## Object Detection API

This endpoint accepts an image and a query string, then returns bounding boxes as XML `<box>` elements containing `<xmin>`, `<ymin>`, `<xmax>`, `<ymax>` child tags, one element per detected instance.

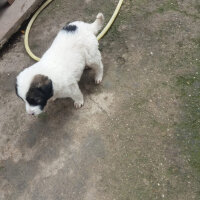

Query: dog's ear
<box><xmin>15</xmin><ymin>81</ymin><xmax>23</xmax><ymax>101</ymax></box>
<box><xmin>15</xmin><ymin>82</ymin><xmax>19</xmax><ymax>97</ymax></box>
<box><xmin>30</xmin><ymin>75</ymin><xmax>53</xmax><ymax>100</ymax></box>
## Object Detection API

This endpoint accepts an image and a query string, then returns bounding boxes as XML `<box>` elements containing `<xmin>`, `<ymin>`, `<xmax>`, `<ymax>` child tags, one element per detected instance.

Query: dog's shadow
<box><xmin>20</xmin><ymin>68</ymin><xmax>101</xmax><ymax>149</ymax></box>
<box><xmin>79</xmin><ymin>68</ymin><xmax>101</xmax><ymax>95</ymax></box>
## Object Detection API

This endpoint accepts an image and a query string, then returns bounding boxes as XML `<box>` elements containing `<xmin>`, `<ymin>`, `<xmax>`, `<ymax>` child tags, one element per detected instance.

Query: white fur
<box><xmin>16</xmin><ymin>13</ymin><xmax>104</xmax><ymax>115</ymax></box>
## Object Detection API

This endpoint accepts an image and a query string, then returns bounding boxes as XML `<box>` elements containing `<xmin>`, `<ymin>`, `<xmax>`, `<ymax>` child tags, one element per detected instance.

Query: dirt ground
<box><xmin>0</xmin><ymin>0</ymin><xmax>200</xmax><ymax>199</ymax></box>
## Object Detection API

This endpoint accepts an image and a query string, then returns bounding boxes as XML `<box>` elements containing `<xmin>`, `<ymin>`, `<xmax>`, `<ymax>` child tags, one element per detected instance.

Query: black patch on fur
<box><xmin>63</xmin><ymin>24</ymin><xmax>77</xmax><ymax>32</ymax></box>
<box><xmin>26</xmin><ymin>75</ymin><xmax>53</xmax><ymax>110</ymax></box>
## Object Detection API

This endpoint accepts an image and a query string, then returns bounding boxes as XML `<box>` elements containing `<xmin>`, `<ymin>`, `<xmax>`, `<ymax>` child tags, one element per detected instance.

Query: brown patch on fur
<box><xmin>30</xmin><ymin>75</ymin><xmax>51</xmax><ymax>89</ymax></box>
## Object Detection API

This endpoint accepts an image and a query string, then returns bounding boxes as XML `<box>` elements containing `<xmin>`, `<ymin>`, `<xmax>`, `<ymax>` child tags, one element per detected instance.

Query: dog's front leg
<box><xmin>69</xmin><ymin>83</ymin><xmax>84</xmax><ymax>109</ymax></box>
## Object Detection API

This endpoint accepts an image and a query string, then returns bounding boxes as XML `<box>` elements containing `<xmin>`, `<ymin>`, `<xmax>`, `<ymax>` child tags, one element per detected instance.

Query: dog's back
<box><xmin>39</xmin><ymin>13</ymin><xmax>104</xmax><ymax>81</ymax></box>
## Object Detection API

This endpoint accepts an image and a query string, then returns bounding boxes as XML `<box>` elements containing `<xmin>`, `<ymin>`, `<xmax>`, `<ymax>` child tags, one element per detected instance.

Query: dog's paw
<box><xmin>74</xmin><ymin>101</ymin><xmax>84</xmax><ymax>109</ymax></box>
<box><xmin>95</xmin><ymin>77</ymin><xmax>102</xmax><ymax>84</ymax></box>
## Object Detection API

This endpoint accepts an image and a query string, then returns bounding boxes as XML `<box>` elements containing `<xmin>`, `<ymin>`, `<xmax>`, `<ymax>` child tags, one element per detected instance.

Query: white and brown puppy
<box><xmin>16</xmin><ymin>13</ymin><xmax>104</xmax><ymax>116</ymax></box>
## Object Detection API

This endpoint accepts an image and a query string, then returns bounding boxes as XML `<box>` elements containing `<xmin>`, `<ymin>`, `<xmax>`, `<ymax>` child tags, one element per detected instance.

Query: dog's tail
<box><xmin>90</xmin><ymin>13</ymin><xmax>104</xmax><ymax>35</ymax></box>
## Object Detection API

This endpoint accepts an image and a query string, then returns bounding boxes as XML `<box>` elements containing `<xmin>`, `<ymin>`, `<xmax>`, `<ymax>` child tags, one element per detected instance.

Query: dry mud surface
<box><xmin>0</xmin><ymin>0</ymin><xmax>200</xmax><ymax>199</ymax></box>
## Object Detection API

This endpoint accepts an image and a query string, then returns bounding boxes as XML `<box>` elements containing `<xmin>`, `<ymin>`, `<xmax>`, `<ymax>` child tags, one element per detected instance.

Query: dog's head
<box><xmin>16</xmin><ymin>74</ymin><xmax>53</xmax><ymax>116</ymax></box>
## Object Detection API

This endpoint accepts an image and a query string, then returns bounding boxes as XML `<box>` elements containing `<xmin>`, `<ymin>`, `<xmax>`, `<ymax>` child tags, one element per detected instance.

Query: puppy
<box><xmin>15</xmin><ymin>13</ymin><xmax>104</xmax><ymax>116</ymax></box>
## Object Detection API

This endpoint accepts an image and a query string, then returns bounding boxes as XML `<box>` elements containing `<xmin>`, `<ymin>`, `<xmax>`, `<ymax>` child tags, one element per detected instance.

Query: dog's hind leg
<box><xmin>93</xmin><ymin>59</ymin><xmax>103</xmax><ymax>84</ymax></box>
<box><xmin>86</xmin><ymin>49</ymin><xmax>104</xmax><ymax>84</ymax></box>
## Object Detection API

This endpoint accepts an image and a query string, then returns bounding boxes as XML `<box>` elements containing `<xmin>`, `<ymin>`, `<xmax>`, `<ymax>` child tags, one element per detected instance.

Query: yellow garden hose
<box><xmin>24</xmin><ymin>0</ymin><xmax>124</xmax><ymax>62</ymax></box>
